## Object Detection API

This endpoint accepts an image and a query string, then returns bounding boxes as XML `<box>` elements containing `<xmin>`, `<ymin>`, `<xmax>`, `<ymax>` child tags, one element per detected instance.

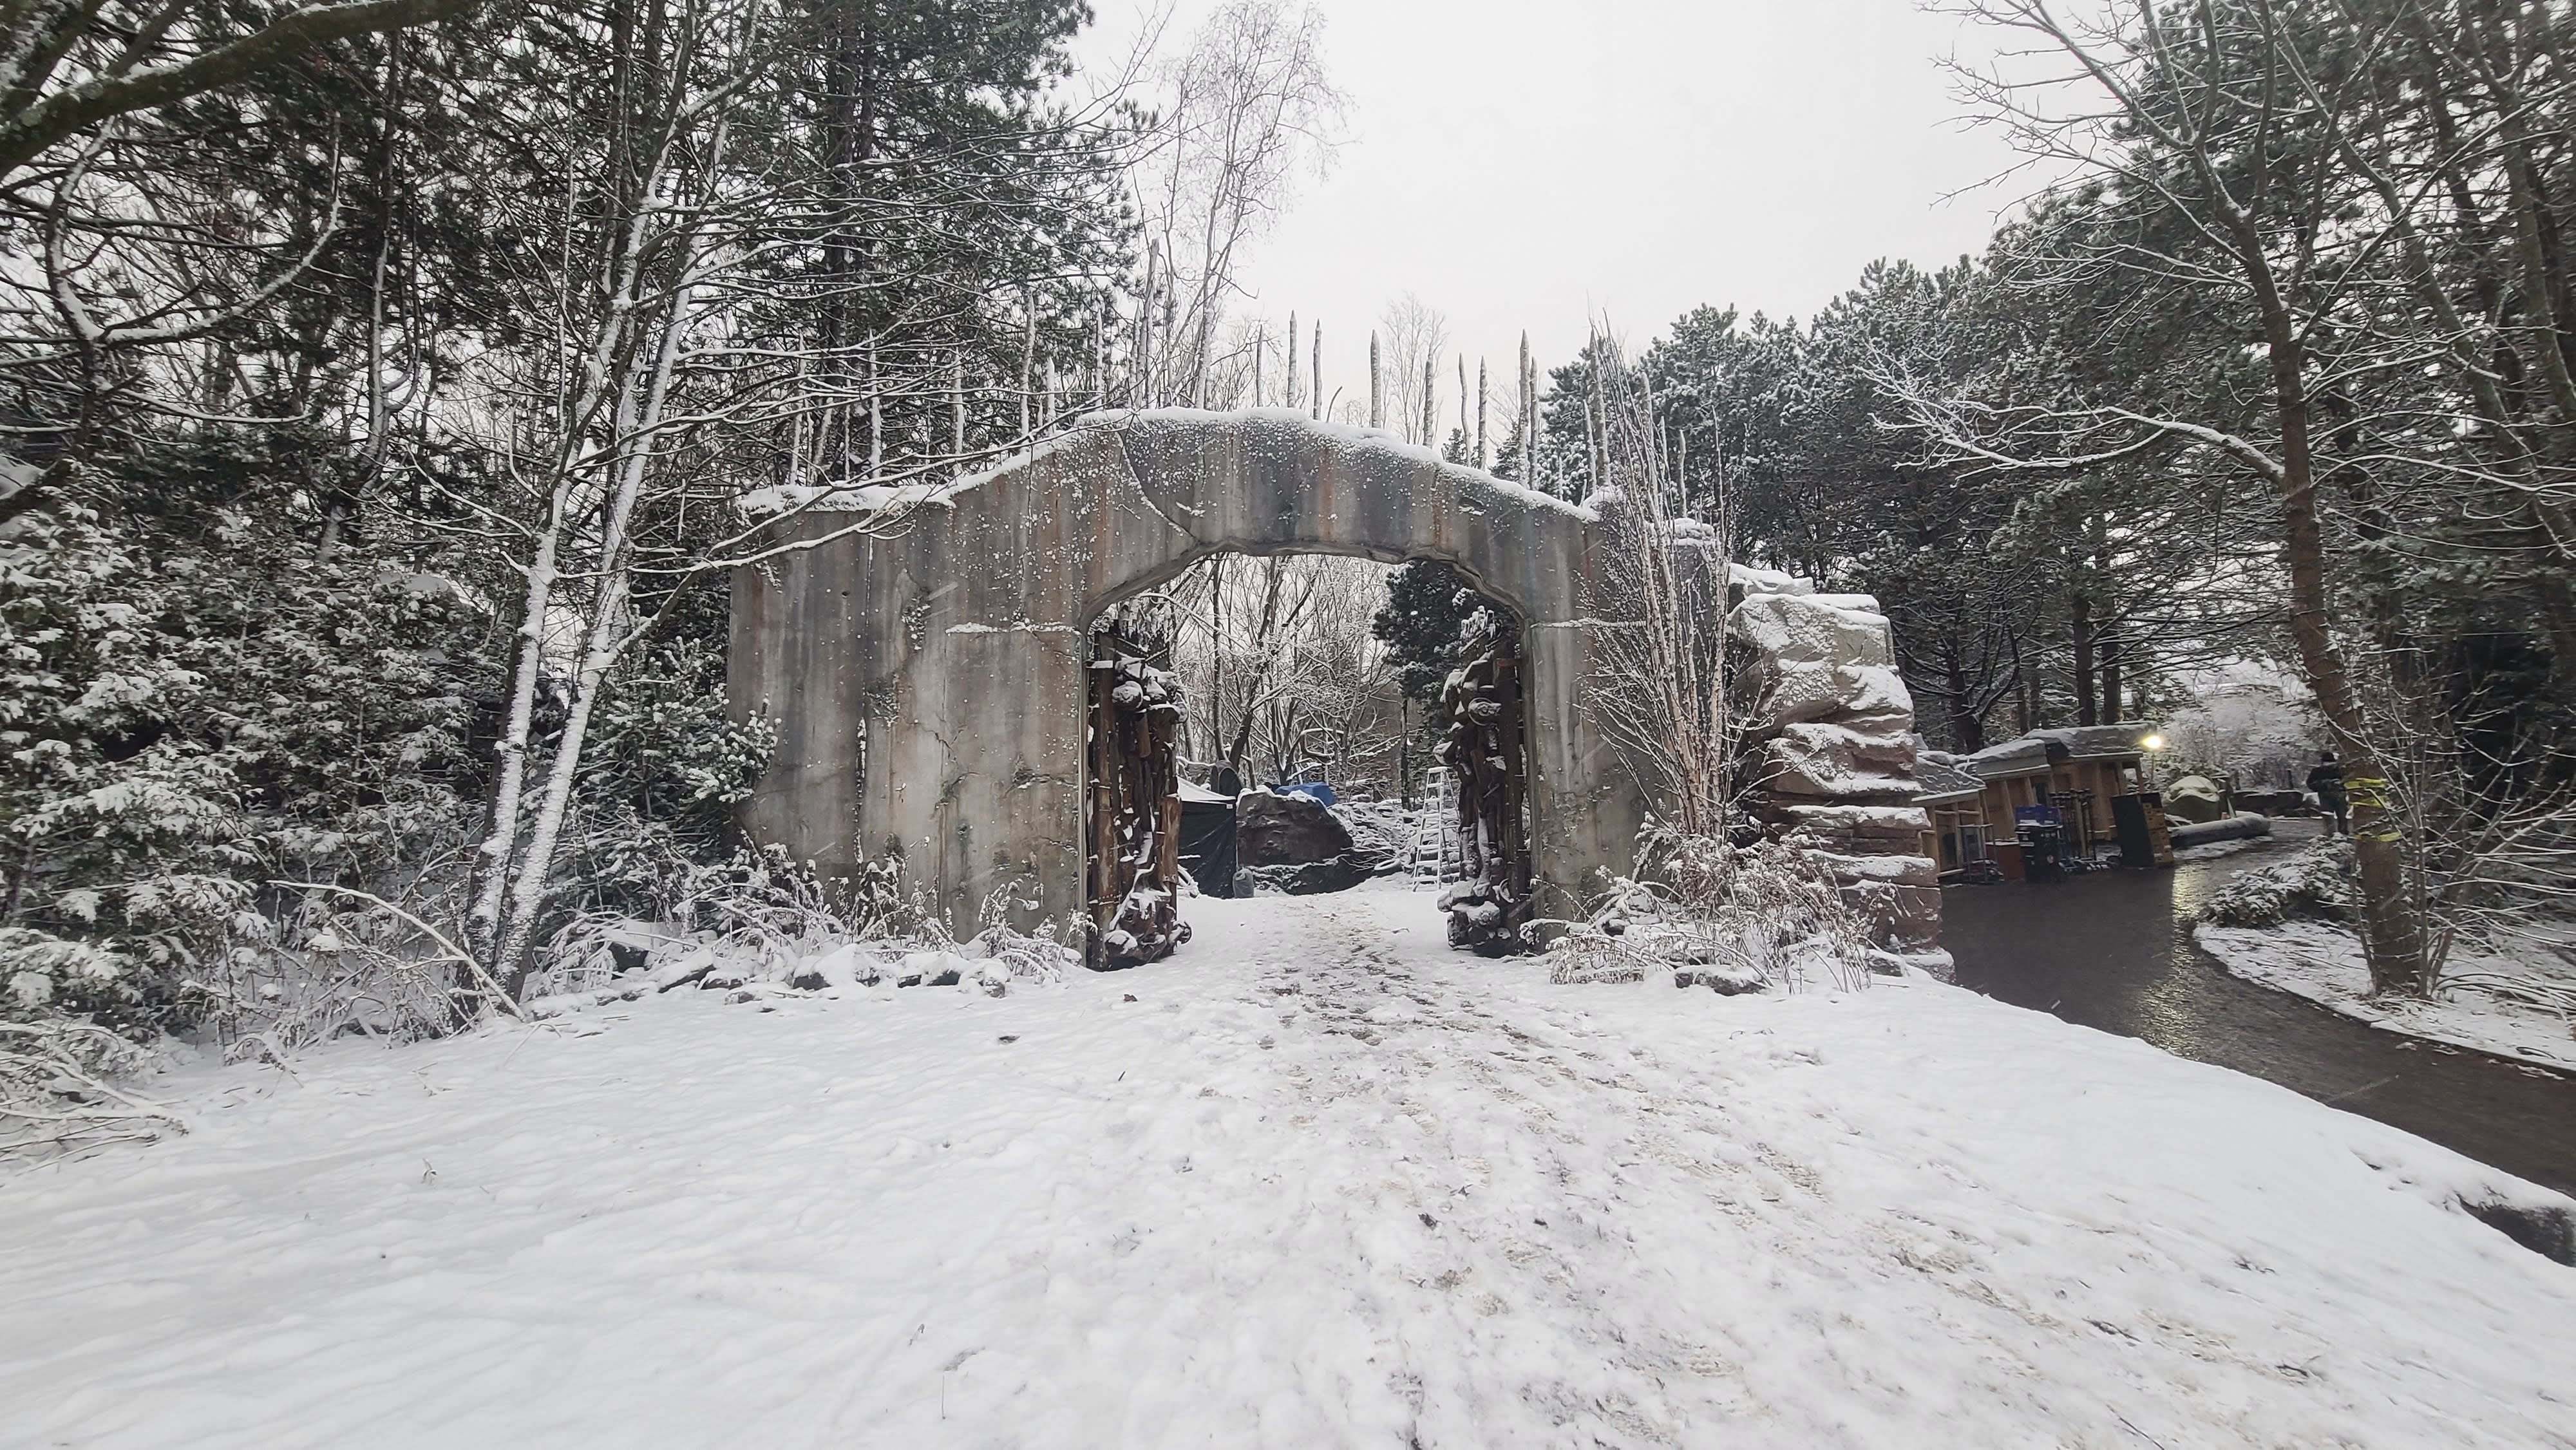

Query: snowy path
<box><xmin>3</xmin><ymin>891</ymin><xmax>2573</xmax><ymax>1449</ymax></box>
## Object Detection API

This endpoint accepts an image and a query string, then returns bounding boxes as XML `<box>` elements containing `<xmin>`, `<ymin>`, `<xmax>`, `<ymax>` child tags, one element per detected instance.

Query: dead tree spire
<box><xmin>867</xmin><ymin>332</ymin><xmax>883</xmax><ymax>478</ymax></box>
<box><xmin>1457</xmin><ymin>355</ymin><xmax>1469</xmax><ymax>452</ymax></box>
<box><xmin>1519</xmin><ymin>332</ymin><xmax>1537</xmax><ymax>490</ymax></box>
<box><xmin>1019</xmin><ymin>292</ymin><xmax>1036</xmax><ymax>439</ymax></box>
<box><xmin>951</xmin><ymin>351</ymin><xmax>967</xmax><ymax>469</ymax></box>
<box><xmin>1369</xmin><ymin>332</ymin><xmax>1382</xmax><ymax>429</ymax></box>
<box><xmin>1476</xmin><ymin>357</ymin><xmax>1488</xmax><ymax>469</ymax></box>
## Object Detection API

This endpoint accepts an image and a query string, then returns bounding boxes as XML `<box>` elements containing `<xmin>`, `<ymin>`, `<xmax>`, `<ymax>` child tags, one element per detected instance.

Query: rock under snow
<box><xmin>1729</xmin><ymin>591</ymin><xmax>1893</xmax><ymax>670</ymax></box>
<box><xmin>1761</xmin><ymin>660</ymin><xmax>1915</xmax><ymax>728</ymax></box>
<box><xmin>1766</xmin><ymin>803</ymin><xmax>1934</xmax><ymax>853</ymax></box>
<box><xmin>1760</xmin><ymin>720</ymin><xmax>1918</xmax><ymax>802</ymax></box>
<box><xmin>1235</xmin><ymin>788</ymin><xmax>1356</xmax><ymax>867</ymax></box>
<box><xmin>2163</xmin><ymin>773</ymin><xmax>2228</xmax><ymax>824</ymax></box>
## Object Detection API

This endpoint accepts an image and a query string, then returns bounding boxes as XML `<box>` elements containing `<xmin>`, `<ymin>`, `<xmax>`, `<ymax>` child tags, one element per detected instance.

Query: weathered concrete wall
<box><xmin>728</xmin><ymin>408</ymin><xmax>1941</xmax><ymax>962</ymax></box>
<box><xmin>729</xmin><ymin>409</ymin><xmax>1645</xmax><ymax>933</ymax></box>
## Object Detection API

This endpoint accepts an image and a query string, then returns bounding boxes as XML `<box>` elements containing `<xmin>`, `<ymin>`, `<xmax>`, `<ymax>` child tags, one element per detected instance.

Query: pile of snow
<box><xmin>2168</xmin><ymin>810</ymin><xmax>2272</xmax><ymax>852</ymax></box>
<box><xmin>1325</xmin><ymin>795</ymin><xmax>1414</xmax><ymax>874</ymax></box>
<box><xmin>5</xmin><ymin>892</ymin><xmax>2572</xmax><ymax>1447</ymax></box>
<box><xmin>1557</xmin><ymin>842</ymin><xmax>1883</xmax><ymax>993</ymax></box>
<box><xmin>2198</xmin><ymin>838</ymin><xmax>2355</xmax><ymax>927</ymax></box>
<box><xmin>2174</xmin><ymin>835</ymin><xmax>2265</xmax><ymax>862</ymax></box>
<box><xmin>2193</xmin><ymin>840</ymin><xmax>2576</xmax><ymax>1069</ymax></box>
<box><xmin>2197</xmin><ymin>921</ymin><xmax>2576</xmax><ymax>1073</ymax></box>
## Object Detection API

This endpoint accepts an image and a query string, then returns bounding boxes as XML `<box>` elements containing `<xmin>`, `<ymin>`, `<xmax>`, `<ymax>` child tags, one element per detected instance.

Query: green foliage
<box><xmin>1</xmin><ymin>438</ymin><xmax>498</xmax><ymax>1039</ymax></box>
<box><xmin>570</xmin><ymin>630</ymin><xmax>780</xmax><ymax>923</ymax></box>
<box><xmin>0</xmin><ymin>0</ymin><xmax>1145</xmax><ymax>1068</ymax></box>
<box><xmin>1370</xmin><ymin>558</ymin><xmax>1494</xmax><ymax>710</ymax></box>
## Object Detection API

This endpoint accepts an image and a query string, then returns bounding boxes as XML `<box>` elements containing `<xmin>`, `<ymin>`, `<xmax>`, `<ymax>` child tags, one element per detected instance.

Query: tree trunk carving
<box><xmin>1088</xmin><ymin>621</ymin><xmax>1188</xmax><ymax>970</ymax></box>
<box><xmin>1438</xmin><ymin>639</ymin><xmax>1530</xmax><ymax>956</ymax></box>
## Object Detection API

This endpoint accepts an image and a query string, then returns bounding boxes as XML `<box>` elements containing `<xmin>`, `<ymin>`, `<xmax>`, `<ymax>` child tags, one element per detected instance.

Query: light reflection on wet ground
<box><xmin>1945</xmin><ymin>824</ymin><xmax>2576</xmax><ymax>1196</ymax></box>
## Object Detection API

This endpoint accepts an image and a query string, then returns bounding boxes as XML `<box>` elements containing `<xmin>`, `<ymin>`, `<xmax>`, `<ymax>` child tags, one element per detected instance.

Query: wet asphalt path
<box><xmin>1944</xmin><ymin>826</ymin><xmax>2576</xmax><ymax>1198</ymax></box>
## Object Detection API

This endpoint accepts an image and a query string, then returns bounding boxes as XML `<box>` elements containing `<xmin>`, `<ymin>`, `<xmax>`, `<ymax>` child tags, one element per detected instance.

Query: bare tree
<box><xmin>1580</xmin><ymin>339</ymin><xmax>1741</xmax><ymax>843</ymax></box>
<box><xmin>462</xmin><ymin>0</ymin><xmax>776</xmax><ymax>993</ymax></box>
<box><xmin>1917</xmin><ymin>0</ymin><xmax>2576</xmax><ymax>993</ymax></box>
<box><xmin>1378</xmin><ymin>292</ymin><xmax>1447</xmax><ymax>444</ymax></box>
<box><xmin>1130</xmin><ymin>0</ymin><xmax>1342</xmax><ymax>406</ymax></box>
<box><xmin>1159</xmin><ymin>551</ymin><xmax>1404</xmax><ymax>790</ymax></box>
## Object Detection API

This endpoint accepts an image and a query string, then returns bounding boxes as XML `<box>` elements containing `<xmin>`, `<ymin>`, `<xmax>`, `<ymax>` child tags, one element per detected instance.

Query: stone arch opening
<box><xmin>1079</xmin><ymin>538</ymin><xmax>1539</xmax><ymax>635</ymax></box>
<box><xmin>728</xmin><ymin>409</ymin><xmax>1642</xmax><ymax>945</ymax></box>
<box><xmin>1075</xmin><ymin>545</ymin><xmax>1536</xmax><ymax>965</ymax></box>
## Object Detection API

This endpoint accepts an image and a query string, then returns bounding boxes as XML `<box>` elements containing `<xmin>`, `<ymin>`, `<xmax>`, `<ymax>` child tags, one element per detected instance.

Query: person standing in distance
<box><xmin>2307</xmin><ymin>751</ymin><xmax>2349</xmax><ymax>837</ymax></box>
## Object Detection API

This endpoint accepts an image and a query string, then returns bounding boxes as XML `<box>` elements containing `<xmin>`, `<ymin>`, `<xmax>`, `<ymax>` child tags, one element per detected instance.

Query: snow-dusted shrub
<box><xmin>1541</xmin><ymin>920</ymin><xmax>1654</xmax><ymax>985</ymax></box>
<box><xmin>204</xmin><ymin>884</ymin><xmax>482</xmax><ymax>1059</ymax></box>
<box><xmin>532</xmin><ymin>843</ymin><xmax>850</xmax><ymax>997</ymax></box>
<box><xmin>3</xmin><ymin>454</ymin><xmax>504</xmax><ymax>1145</ymax></box>
<box><xmin>527</xmin><ymin>848</ymin><xmax>1077</xmax><ymax>1008</ymax></box>
<box><xmin>1546</xmin><ymin>835</ymin><xmax>1877</xmax><ymax>993</ymax></box>
<box><xmin>2198</xmin><ymin>840</ymin><xmax>2356</xmax><ymax>928</ymax></box>
<box><xmin>570</xmin><ymin>635</ymin><xmax>781</xmax><ymax>910</ymax></box>
<box><xmin>0</xmin><ymin>1019</ymin><xmax>183</xmax><ymax>1160</ymax></box>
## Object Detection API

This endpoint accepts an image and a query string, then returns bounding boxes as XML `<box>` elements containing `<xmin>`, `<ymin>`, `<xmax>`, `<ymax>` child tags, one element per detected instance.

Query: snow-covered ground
<box><xmin>5</xmin><ymin>890</ymin><xmax>2573</xmax><ymax>1449</ymax></box>
<box><xmin>2197</xmin><ymin>919</ymin><xmax>2576</xmax><ymax>1074</ymax></box>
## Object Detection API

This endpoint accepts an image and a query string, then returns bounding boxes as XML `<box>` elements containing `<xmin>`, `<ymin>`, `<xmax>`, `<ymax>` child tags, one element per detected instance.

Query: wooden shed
<box><xmin>1931</xmin><ymin>724</ymin><xmax>2159</xmax><ymax>871</ymax></box>
<box><xmin>1913</xmin><ymin>753</ymin><xmax>1991</xmax><ymax>874</ymax></box>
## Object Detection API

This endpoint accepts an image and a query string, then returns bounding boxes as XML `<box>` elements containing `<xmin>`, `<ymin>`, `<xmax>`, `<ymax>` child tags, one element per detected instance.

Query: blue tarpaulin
<box><xmin>1273</xmin><ymin>780</ymin><xmax>1336</xmax><ymax>807</ymax></box>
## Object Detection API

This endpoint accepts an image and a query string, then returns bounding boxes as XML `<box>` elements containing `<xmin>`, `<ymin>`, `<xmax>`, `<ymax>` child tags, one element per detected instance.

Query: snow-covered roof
<box><xmin>1961</xmin><ymin>737</ymin><xmax>2052</xmax><ymax>778</ymax></box>
<box><xmin>1958</xmin><ymin>724</ymin><xmax>2154</xmax><ymax>782</ymax></box>
<box><xmin>2025</xmin><ymin>724</ymin><xmax>2156</xmax><ymax>762</ymax></box>
<box><xmin>1913</xmin><ymin>753</ymin><xmax>1985</xmax><ymax>805</ymax></box>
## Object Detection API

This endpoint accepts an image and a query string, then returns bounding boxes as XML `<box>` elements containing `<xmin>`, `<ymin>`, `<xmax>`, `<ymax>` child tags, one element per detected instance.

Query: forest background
<box><xmin>4</xmin><ymin>0</ymin><xmax>2570</xmax><ymax>1097</ymax></box>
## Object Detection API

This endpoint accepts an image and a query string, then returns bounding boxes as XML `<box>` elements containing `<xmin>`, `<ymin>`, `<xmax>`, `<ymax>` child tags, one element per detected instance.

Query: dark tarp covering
<box><xmin>1179</xmin><ymin>790</ymin><xmax>1237</xmax><ymax>898</ymax></box>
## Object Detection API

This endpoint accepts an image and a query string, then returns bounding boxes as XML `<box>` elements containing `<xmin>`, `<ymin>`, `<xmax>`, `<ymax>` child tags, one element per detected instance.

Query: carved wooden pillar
<box><xmin>1439</xmin><ymin>637</ymin><xmax>1531</xmax><ymax>956</ymax></box>
<box><xmin>1087</xmin><ymin>621</ymin><xmax>1188</xmax><ymax>968</ymax></box>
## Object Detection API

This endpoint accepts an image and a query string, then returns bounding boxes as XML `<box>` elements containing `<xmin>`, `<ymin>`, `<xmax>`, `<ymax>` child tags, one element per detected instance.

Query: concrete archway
<box><xmin>728</xmin><ymin>408</ymin><xmax>1643</xmax><ymax>934</ymax></box>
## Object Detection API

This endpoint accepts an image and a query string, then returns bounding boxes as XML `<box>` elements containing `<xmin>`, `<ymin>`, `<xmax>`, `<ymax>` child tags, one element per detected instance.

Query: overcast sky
<box><xmin>1079</xmin><ymin>0</ymin><xmax>2041</xmax><ymax>397</ymax></box>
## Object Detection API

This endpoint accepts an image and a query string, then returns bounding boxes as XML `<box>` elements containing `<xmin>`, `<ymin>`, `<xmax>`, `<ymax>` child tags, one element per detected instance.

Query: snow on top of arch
<box><xmin>739</xmin><ymin>408</ymin><xmax>1602</xmax><ymax>523</ymax></box>
<box><xmin>1118</xmin><ymin>407</ymin><xmax>1601</xmax><ymax>525</ymax></box>
<box><xmin>734</xmin><ymin>423</ymin><xmax>1109</xmax><ymax>518</ymax></box>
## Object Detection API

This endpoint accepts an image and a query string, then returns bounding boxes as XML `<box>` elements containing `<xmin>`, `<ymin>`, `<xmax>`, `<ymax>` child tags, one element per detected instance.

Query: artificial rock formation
<box><xmin>1084</xmin><ymin>626</ymin><xmax>1186</xmax><ymax>968</ymax></box>
<box><xmin>1439</xmin><ymin>641</ymin><xmax>1531</xmax><ymax>956</ymax></box>
<box><xmin>1234</xmin><ymin>786</ymin><xmax>1355</xmax><ymax>866</ymax></box>
<box><xmin>1729</xmin><ymin>569</ymin><xmax>1943</xmax><ymax>966</ymax></box>
<box><xmin>1232</xmin><ymin>788</ymin><xmax>1375</xmax><ymax>896</ymax></box>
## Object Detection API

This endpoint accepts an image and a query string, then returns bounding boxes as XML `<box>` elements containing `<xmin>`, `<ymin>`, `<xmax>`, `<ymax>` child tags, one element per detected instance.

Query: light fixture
<box><xmin>2141</xmin><ymin>733</ymin><xmax>2165</xmax><ymax>751</ymax></box>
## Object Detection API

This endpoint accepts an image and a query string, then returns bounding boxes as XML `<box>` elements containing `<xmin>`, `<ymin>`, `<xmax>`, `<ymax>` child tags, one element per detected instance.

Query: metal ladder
<box><xmin>1410</xmin><ymin>767</ymin><xmax>1461</xmax><ymax>888</ymax></box>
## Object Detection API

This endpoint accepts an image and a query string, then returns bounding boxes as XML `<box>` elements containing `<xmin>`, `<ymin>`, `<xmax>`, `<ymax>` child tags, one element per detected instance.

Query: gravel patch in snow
<box><xmin>2196</xmin><ymin>919</ymin><xmax>2576</xmax><ymax>1073</ymax></box>
<box><xmin>4</xmin><ymin>894</ymin><xmax>2573</xmax><ymax>1449</ymax></box>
